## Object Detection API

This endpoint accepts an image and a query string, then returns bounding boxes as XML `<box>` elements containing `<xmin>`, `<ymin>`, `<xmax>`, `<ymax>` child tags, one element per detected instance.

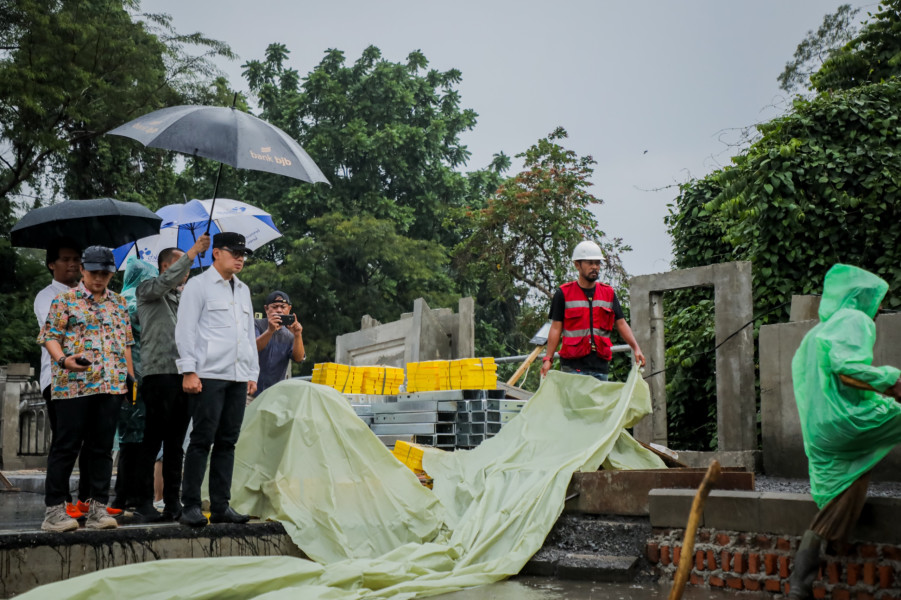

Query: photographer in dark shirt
<box><xmin>253</xmin><ymin>291</ymin><xmax>305</xmax><ymax>398</ymax></box>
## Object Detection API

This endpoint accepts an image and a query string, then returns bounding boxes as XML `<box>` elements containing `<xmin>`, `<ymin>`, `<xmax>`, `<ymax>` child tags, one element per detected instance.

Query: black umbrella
<box><xmin>10</xmin><ymin>198</ymin><xmax>163</xmax><ymax>250</ymax></box>
<box><xmin>108</xmin><ymin>104</ymin><xmax>330</xmax><ymax>239</ymax></box>
<box><xmin>108</xmin><ymin>105</ymin><xmax>329</xmax><ymax>185</ymax></box>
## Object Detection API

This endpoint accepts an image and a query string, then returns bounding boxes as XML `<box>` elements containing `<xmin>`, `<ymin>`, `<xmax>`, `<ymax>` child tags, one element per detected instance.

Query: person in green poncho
<box><xmin>788</xmin><ymin>264</ymin><xmax>901</xmax><ymax>599</ymax></box>
<box><xmin>111</xmin><ymin>256</ymin><xmax>160</xmax><ymax>521</ymax></box>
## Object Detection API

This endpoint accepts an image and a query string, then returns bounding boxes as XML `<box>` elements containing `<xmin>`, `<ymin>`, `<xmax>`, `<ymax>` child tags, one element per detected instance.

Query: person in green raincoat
<box><xmin>111</xmin><ymin>256</ymin><xmax>160</xmax><ymax>521</ymax></box>
<box><xmin>788</xmin><ymin>264</ymin><xmax>901</xmax><ymax>599</ymax></box>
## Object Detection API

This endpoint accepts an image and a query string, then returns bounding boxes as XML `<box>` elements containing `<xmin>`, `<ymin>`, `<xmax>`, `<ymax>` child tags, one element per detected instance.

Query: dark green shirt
<box><xmin>135</xmin><ymin>253</ymin><xmax>193</xmax><ymax>376</ymax></box>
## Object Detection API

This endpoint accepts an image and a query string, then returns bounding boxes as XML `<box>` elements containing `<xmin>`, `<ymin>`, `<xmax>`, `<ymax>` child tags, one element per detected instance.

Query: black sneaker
<box><xmin>160</xmin><ymin>502</ymin><xmax>183</xmax><ymax>522</ymax></box>
<box><xmin>179</xmin><ymin>505</ymin><xmax>208</xmax><ymax>527</ymax></box>
<box><xmin>133</xmin><ymin>503</ymin><xmax>161</xmax><ymax>523</ymax></box>
<box><xmin>209</xmin><ymin>506</ymin><xmax>250</xmax><ymax>524</ymax></box>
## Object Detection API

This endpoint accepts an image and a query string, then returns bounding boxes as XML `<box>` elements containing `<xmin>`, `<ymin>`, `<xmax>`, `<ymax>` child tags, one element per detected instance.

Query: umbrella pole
<box><xmin>205</xmin><ymin>163</ymin><xmax>224</xmax><ymax>237</ymax></box>
<box><xmin>203</xmin><ymin>94</ymin><xmax>236</xmax><ymax>238</ymax></box>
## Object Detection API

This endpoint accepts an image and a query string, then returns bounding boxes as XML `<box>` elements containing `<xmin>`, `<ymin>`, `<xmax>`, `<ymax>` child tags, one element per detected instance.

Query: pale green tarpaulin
<box><xmin>20</xmin><ymin>366</ymin><xmax>662</xmax><ymax>599</ymax></box>
<box><xmin>792</xmin><ymin>264</ymin><xmax>901</xmax><ymax>508</ymax></box>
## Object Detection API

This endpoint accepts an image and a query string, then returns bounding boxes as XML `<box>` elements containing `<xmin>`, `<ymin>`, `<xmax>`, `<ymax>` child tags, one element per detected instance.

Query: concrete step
<box><xmin>525</xmin><ymin>514</ymin><xmax>653</xmax><ymax>582</ymax></box>
<box><xmin>523</xmin><ymin>552</ymin><xmax>639</xmax><ymax>582</ymax></box>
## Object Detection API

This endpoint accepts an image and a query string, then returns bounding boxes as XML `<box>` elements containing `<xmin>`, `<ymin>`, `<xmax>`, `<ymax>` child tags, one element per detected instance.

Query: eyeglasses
<box><xmin>220</xmin><ymin>247</ymin><xmax>248</xmax><ymax>258</ymax></box>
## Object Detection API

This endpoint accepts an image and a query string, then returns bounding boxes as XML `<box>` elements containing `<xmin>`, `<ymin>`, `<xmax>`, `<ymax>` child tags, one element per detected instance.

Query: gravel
<box><xmin>754</xmin><ymin>475</ymin><xmax>901</xmax><ymax>497</ymax></box>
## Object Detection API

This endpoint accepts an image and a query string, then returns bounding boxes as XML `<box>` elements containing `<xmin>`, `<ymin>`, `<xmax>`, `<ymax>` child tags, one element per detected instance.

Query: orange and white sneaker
<box><xmin>77</xmin><ymin>499</ymin><xmax>121</xmax><ymax>516</ymax></box>
<box><xmin>65</xmin><ymin>502</ymin><xmax>84</xmax><ymax>519</ymax></box>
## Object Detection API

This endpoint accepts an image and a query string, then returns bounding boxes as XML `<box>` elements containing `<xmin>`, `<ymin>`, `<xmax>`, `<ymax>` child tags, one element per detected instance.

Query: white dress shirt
<box><xmin>34</xmin><ymin>280</ymin><xmax>74</xmax><ymax>391</ymax></box>
<box><xmin>175</xmin><ymin>266</ymin><xmax>259</xmax><ymax>382</ymax></box>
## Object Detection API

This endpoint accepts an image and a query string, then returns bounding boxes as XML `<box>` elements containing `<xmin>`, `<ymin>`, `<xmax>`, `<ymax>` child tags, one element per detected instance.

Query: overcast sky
<box><xmin>141</xmin><ymin>0</ymin><xmax>874</xmax><ymax>276</ymax></box>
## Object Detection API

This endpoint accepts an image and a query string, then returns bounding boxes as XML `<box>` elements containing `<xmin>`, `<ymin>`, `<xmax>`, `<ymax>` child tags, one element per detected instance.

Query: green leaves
<box><xmin>455</xmin><ymin>128</ymin><xmax>629</xmax><ymax>303</ymax></box>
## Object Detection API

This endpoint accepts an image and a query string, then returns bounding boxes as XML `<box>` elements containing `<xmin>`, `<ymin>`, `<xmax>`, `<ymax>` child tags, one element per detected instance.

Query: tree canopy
<box><xmin>0</xmin><ymin>0</ymin><xmax>231</xmax><ymax>367</ymax></box>
<box><xmin>232</xmin><ymin>44</ymin><xmax>509</xmax><ymax>365</ymax></box>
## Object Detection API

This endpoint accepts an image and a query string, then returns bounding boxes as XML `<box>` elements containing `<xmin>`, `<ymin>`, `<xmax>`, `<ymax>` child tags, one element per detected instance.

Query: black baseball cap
<box><xmin>213</xmin><ymin>232</ymin><xmax>253</xmax><ymax>256</ymax></box>
<box><xmin>81</xmin><ymin>246</ymin><xmax>116</xmax><ymax>273</ymax></box>
<box><xmin>265</xmin><ymin>291</ymin><xmax>291</xmax><ymax>305</ymax></box>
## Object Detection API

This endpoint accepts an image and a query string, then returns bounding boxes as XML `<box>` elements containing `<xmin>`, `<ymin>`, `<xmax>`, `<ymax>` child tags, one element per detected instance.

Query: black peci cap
<box><xmin>212</xmin><ymin>232</ymin><xmax>253</xmax><ymax>256</ymax></box>
<box><xmin>81</xmin><ymin>246</ymin><xmax>116</xmax><ymax>273</ymax></box>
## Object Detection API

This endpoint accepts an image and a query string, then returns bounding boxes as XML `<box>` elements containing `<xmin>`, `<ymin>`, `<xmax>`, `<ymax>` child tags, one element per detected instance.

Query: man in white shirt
<box><xmin>175</xmin><ymin>232</ymin><xmax>259</xmax><ymax>527</ymax></box>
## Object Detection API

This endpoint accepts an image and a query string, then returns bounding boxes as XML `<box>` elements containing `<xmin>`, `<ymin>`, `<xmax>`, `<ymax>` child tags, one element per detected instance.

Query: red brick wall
<box><xmin>646</xmin><ymin>528</ymin><xmax>901</xmax><ymax>599</ymax></box>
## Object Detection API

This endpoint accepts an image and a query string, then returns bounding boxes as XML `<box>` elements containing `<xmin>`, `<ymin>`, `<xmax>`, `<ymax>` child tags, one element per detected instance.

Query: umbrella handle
<box><xmin>200</xmin><ymin>164</ymin><xmax>225</xmax><ymax>257</ymax></box>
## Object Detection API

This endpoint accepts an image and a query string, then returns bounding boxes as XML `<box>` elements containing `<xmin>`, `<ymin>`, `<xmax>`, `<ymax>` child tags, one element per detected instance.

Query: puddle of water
<box><xmin>434</xmin><ymin>577</ymin><xmax>771</xmax><ymax>600</ymax></box>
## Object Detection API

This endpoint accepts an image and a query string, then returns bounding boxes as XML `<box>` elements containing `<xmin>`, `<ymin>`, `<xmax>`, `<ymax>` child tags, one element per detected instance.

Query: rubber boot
<box><xmin>788</xmin><ymin>530</ymin><xmax>824</xmax><ymax>600</ymax></box>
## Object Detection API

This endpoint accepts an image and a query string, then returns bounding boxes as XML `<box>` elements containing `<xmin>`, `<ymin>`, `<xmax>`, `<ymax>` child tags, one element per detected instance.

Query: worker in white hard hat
<box><xmin>539</xmin><ymin>240</ymin><xmax>646</xmax><ymax>381</ymax></box>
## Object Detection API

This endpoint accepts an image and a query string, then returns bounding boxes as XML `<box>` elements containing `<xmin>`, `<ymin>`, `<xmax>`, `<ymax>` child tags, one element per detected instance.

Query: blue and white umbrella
<box><xmin>113</xmin><ymin>198</ymin><xmax>281</xmax><ymax>269</ymax></box>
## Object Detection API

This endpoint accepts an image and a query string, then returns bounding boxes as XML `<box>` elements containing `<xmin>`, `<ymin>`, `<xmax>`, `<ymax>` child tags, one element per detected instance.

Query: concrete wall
<box><xmin>760</xmin><ymin>311</ymin><xmax>901</xmax><ymax>480</ymax></box>
<box><xmin>0</xmin><ymin>522</ymin><xmax>305</xmax><ymax>598</ymax></box>
<box><xmin>335</xmin><ymin>297</ymin><xmax>475</xmax><ymax>367</ymax></box>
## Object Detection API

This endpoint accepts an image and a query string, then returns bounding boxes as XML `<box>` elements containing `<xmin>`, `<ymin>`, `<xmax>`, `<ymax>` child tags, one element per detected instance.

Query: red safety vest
<box><xmin>558</xmin><ymin>281</ymin><xmax>616</xmax><ymax>361</ymax></box>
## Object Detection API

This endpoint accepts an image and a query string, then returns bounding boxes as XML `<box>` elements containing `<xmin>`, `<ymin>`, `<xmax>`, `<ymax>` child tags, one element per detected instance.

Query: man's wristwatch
<box><xmin>542</xmin><ymin>356</ymin><xmax>553</xmax><ymax>363</ymax></box>
<box><xmin>57</xmin><ymin>356</ymin><xmax>68</xmax><ymax>369</ymax></box>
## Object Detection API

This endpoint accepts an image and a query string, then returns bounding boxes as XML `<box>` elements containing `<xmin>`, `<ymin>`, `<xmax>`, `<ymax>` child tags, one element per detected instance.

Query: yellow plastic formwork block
<box><xmin>392</xmin><ymin>440</ymin><xmax>426</xmax><ymax>472</ymax></box>
<box><xmin>391</xmin><ymin>440</ymin><xmax>437</xmax><ymax>488</ymax></box>
<box><xmin>313</xmin><ymin>363</ymin><xmax>405</xmax><ymax>395</ymax></box>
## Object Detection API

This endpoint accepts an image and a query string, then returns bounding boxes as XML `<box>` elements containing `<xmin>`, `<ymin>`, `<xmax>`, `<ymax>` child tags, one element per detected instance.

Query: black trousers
<box><xmin>44</xmin><ymin>393</ymin><xmax>123</xmax><ymax>506</ymax></box>
<box><xmin>43</xmin><ymin>386</ymin><xmax>90</xmax><ymax>502</ymax></box>
<box><xmin>181</xmin><ymin>379</ymin><xmax>246</xmax><ymax>512</ymax></box>
<box><xmin>139</xmin><ymin>374</ymin><xmax>192</xmax><ymax>507</ymax></box>
<box><xmin>113</xmin><ymin>442</ymin><xmax>143</xmax><ymax>507</ymax></box>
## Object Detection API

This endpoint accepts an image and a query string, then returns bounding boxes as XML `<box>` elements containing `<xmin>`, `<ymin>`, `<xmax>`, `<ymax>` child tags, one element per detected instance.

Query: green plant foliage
<box><xmin>456</xmin><ymin>127</ymin><xmax>630</xmax><ymax>302</ymax></box>
<box><xmin>228</xmin><ymin>44</ymin><xmax>508</xmax><ymax>369</ymax></box>
<box><xmin>665</xmin><ymin>80</ymin><xmax>901</xmax><ymax>449</ymax></box>
<box><xmin>778</xmin><ymin>3</ymin><xmax>861</xmax><ymax>94</ymax></box>
<box><xmin>813</xmin><ymin>0</ymin><xmax>901</xmax><ymax>92</ymax></box>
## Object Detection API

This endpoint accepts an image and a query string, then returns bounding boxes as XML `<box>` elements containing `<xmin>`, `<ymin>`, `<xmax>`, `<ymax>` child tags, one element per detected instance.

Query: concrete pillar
<box><xmin>713</xmin><ymin>262</ymin><xmax>756</xmax><ymax>451</ymax></box>
<box><xmin>456</xmin><ymin>297</ymin><xmax>475</xmax><ymax>359</ymax></box>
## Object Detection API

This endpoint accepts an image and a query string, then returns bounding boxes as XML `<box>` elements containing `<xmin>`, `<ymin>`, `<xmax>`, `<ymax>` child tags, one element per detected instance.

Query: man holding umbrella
<box><xmin>135</xmin><ymin>233</ymin><xmax>210</xmax><ymax>521</ymax></box>
<box><xmin>175</xmin><ymin>232</ymin><xmax>258</xmax><ymax>527</ymax></box>
<box><xmin>38</xmin><ymin>246</ymin><xmax>135</xmax><ymax>532</ymax></box>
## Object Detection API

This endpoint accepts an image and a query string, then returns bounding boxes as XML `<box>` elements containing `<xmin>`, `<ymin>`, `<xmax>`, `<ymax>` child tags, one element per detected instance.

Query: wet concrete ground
<box><xmin>434</xmin><ymin>577</ymin><xmax>769</xmax><ymax>599</ymax></box>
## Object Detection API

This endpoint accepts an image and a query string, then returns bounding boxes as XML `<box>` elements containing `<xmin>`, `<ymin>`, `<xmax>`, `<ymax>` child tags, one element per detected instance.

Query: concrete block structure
<box><xmin>0</xmin><ymin>364</ymin><xmax>44</xmax><ymax>471</ymax></box>
<box><xmin>335</xmin><ymin>297</ymin><xmax>475</xmax><ymax>367</ymax></box>
<box><xmin>629</xmin><ymin>262</ymin><xmax>757</xmax><ymax>464</ymax></box>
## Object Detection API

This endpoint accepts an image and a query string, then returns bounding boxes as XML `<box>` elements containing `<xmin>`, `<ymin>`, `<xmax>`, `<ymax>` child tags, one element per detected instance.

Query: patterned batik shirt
<box><xmin>38</xmin><ymin>283</ymin><xmax>134</xmax><ymax>400</ymax></box>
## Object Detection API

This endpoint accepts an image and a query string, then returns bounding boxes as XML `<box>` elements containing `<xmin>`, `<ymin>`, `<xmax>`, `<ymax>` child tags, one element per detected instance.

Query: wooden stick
<box><xmin>0</xmin><ymin>471</ymin><xmax>19</xmax><ymax>492</ymax></box>
<box><xmin>839</xmin><ymin>374</ymin><xmax>877</xmax><ymax>392</ymax></box>
<box><xmin>506</xmin><ymin>345</ymin><xmax>545</xmax><ymax>387</ymax></box>
<box><xmin>668</xmin><ymin>459</ymin><xmax>721</xmax><ymax>600</ymax></box>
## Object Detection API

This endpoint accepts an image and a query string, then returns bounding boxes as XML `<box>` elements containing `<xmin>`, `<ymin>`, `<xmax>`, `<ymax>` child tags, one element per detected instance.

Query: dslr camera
<box><xmin>279</xmin><ymin>314</ymin><xmax>296</xmax><ymax>327</ymax></box>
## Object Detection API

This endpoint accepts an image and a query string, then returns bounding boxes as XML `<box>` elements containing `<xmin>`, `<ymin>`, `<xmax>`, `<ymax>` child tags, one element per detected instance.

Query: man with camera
<box><xmin>253</xmin><ymin>290</ymin><xmax>305</xmax><ymax>399</ymax></box>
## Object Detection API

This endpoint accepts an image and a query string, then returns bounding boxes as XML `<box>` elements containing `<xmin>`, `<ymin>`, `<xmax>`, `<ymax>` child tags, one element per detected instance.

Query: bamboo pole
<box><xmin>668</xmin><ymin>459</ymin><xmax>721</xmax><ymax>600</ymax></box>
<box><xmin>506</xmin><ymin>345</ymin><xmax>544</xmax><ymax>387</ymax></box>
